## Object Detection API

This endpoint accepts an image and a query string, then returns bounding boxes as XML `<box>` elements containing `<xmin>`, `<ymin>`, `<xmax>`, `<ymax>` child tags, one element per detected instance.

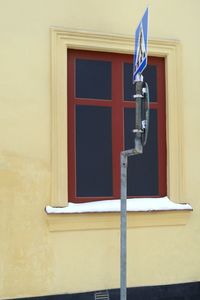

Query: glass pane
<box><xmin>76</xmin><ymin>59</ymin><xmax>112</xmax><ymax>100</ymax></box>
<box><xmin>76</xmin><ymin>105</ymin><xmax>113</xmax><ymax>197</ymax></box>
<box><xmin>124</xmin><ymin>63</ymin><xmax>157</xmax><ymax>102</ymax></box>
<box><xmin>124</xmin><ymin>108</ymin><xmax>158</xmax><ymax>196</ymax></box>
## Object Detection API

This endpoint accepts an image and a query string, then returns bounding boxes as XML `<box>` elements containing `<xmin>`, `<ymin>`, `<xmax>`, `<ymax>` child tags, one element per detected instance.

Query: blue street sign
<box><xmin>133</xmin><ymin>8</ymin><xmax>149</xmax><ymax>82</ymax></box>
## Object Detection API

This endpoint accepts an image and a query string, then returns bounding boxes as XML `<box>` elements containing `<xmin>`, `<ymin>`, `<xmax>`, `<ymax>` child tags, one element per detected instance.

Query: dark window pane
<box><xmin>76</xmin><ymin>59</ymin><xmax>112</xmax><ymax>100</ymax></box>
<box><xmin>124</xmin><ymin>63</ymin><xmax>157</xmax><ymax>102</ymax></box>
<box><xmin>76</xmin><ymin>105</ymin><xmax>113</xmax><ymax>197</ymax></box>
<box><xmin>124</xmin><ymin>108</ymin><xmax>158</xmax><ymax>196</ymax></box>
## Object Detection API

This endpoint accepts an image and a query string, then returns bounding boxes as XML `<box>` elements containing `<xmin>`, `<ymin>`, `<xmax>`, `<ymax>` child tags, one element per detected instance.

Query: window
<box><xmin>50</xmin><ymin>29</ymin><xmax>182</xmax><ymax>208</ymax></box>
<box><xmin>68</xmin><ymin>50</ymin><xmax>166</xmax><ymax>203</ymax></box>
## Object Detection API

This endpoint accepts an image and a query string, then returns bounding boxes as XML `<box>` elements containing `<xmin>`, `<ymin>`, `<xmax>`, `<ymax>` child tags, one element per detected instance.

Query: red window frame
<box><xmin>68</xmin><ymin>49</ymin><xmax>166</xmax><ymax>203</ymax></box>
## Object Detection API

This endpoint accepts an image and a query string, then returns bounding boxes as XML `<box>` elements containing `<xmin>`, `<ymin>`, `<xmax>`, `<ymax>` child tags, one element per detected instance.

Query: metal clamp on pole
<box><xmin>133</xmin><ymin>73</ymin><xmax>150</xmax><ymax>149</ymax></box>
<box><xmin>133</xmin><ymin>73</ymin><xmax>144</xmax><ymax>154</ymax></box>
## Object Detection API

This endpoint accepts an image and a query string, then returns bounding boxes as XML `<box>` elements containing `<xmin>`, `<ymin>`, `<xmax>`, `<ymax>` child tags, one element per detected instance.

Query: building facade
<box><xmin>0</xmin><ymin>0</ymin><xmax>200</xmax><ymax>299</ymax></box>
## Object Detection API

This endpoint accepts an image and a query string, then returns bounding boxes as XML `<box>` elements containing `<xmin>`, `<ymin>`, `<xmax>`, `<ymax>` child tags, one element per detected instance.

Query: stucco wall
<box><xmin>0</xmin><ymin>0</ymin><xmax>200</xmax><ymax>298</ymax></box>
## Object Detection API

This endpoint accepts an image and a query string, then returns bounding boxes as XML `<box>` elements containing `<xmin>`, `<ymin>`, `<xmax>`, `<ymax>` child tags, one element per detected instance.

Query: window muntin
<box><xmin>68</xmin><ymin>49</ymin><xmax>166</xmax><ymax>203</ymax></box>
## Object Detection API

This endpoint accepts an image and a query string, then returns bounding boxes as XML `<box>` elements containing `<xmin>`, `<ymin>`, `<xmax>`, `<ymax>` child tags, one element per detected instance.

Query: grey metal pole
<box><xmin>120</xmin><ymin>73</ymin><xmax>143</xmax><ymax>300</ymax></box>
<box><xmin>120</xmin><ymin>152</ymin><xmax>128</xmax><ymax>300</ymax></box>
<box><xmin>120</xmin><ymin>149</ymin><xmax>142</xmax><ymax>300</ymax></box>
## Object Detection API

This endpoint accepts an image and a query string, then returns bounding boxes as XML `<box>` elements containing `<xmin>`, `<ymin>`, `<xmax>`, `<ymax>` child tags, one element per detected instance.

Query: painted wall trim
<box><xmin>46</xmin><ymin>210</ymin><xmax>191</xmax><ymax>232</ymax></box>
<box><xmin>50</xmin><ymin>28</ymin><xmax>182</xmax><ymax>207</ymax></box>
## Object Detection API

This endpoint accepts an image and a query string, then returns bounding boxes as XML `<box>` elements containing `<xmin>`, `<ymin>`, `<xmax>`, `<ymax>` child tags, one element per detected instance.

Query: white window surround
<box><xmin>49</xmin><ymin>28</ymin><xmax>192</xmax><ymax>217</ymax></box>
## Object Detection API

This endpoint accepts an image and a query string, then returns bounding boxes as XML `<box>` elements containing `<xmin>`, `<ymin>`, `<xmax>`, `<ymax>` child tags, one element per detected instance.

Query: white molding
<box><xmin>50</xmin><ymin>28</ymin><xmax>182</xmax><ymax>206</ymax></box>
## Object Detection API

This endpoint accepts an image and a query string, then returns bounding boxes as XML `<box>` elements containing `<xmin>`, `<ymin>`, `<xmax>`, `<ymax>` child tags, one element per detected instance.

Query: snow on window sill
<box><xmin>45</xmin><ymin>197</ymin><xmax>192</xmax><ymax>214</ymax></box>
<box><xmin>45</xmin><ymin>197</ymin><xmax>192</xmax><ymax>232</ymax></box>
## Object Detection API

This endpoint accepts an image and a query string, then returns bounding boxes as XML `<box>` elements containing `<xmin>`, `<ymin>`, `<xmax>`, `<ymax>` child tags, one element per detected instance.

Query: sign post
<box><xmin>120</xmin><ymin>8</ymin><xmax>149</xmax><ymax>300</ymax></box>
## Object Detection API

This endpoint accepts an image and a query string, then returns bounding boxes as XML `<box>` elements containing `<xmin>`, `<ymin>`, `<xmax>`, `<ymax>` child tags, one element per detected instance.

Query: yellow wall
<box><xmin>1</xmin><ymin>0</ymin><xmax>200</xmax><ymax>298</ymax></box>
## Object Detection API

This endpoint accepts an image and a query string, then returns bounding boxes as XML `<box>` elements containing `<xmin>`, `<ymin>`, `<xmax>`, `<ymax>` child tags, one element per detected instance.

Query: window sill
<box><xmin>46</xmin><ymin>197</ymin><xmax>192</xmax><ymax>214</ymax></box>
<box><xmin>45</xmin><ymin>197</ymin><xmax>192</xmax><ymax>232</ymax></box>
